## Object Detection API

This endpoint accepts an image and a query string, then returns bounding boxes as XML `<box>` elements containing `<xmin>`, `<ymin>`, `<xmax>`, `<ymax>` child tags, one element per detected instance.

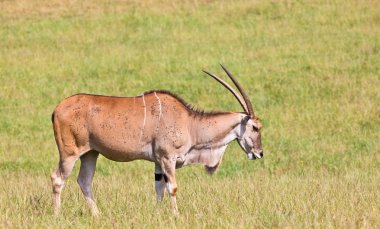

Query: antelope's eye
<box><xmin>252</xmin><ymin>125</ymin><xmax>259</xmax><ymax>131</ymax></box>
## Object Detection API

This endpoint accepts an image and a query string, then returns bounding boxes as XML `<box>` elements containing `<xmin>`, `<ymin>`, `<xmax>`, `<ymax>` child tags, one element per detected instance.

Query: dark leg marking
<box><xmin>155</xmin><ymin>173</ymin><xmax>168</xmax><ymax>183</ymax></box>
<box><xmin>155</xmin><ymin>173</ymin><xmax>163</xmax><ymax>181</ymax></box>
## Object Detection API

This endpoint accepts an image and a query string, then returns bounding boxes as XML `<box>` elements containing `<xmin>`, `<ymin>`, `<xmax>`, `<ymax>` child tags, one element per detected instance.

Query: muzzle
<box><xmin>247</xmin><ymin>151</ymin><xmax>263</xmax><ymax>160</ymax></box>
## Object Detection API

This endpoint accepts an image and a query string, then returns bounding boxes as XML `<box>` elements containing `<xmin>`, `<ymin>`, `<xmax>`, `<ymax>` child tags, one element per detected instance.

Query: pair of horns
<box><xmin>203</xmin><ymin>65</ymin><xmax>255</xmax><ymax>118</ymax></box>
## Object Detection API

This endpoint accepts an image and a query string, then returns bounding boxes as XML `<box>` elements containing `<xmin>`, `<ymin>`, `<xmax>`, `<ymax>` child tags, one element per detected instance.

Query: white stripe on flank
<box><xmin>140</xmin><ymin>94</ymin><xmax>146</xmax><ymax>141</ymax></box>
<box><xmin>154</xmin><ymin>92</ymin><xmax>162</xmax><ymax>121</ymax></box>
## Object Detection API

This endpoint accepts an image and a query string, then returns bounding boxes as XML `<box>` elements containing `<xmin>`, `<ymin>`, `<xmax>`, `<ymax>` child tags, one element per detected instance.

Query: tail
<box><xmin>51</xmin><ymin>110</ymin><xmax>62</xmax><ymax>153</ymax></box>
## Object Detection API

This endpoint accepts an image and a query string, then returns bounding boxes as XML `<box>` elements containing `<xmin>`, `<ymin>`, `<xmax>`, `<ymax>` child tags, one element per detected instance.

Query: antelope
<box><xmin>50</xmin><ymin>65</ymin><xmax>263</xmax><ymax>216</ymax></box>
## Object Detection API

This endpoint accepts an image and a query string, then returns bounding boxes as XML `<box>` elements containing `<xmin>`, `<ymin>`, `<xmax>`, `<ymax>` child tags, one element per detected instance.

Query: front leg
<box><xmin>154</xmin><ymin>165</ymin><xmax>166</xmax><ymax>203</ymax></box>
<box><xmin>159</xmin><ymin>158</ymin><xmax>178</xmax><ymax>214</ymax></box>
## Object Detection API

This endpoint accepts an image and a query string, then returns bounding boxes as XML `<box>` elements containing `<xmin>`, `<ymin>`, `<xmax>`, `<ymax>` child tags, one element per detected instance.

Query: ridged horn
<box><xmin>202</xmin><ymin>70</ymin><xmax>250</xmax><ymax>115</ymax></box>
<box><xmin>220</xmin><ymin>64</ymin><xmax>255</xmax><ymax>117</ymax></box>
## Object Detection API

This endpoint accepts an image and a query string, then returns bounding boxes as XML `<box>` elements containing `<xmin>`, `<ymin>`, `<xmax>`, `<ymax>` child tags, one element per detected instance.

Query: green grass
<box><xmin>0</xmin><ymin>0</ymin><xmax>379</xmax><ymax>227</ymax></box>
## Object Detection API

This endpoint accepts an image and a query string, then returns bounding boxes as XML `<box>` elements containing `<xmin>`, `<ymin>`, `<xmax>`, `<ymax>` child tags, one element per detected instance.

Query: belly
<box><xmin>89</xmin><ymin>132</ymin><xmax>155</xmax><ymax>162</ymax></box>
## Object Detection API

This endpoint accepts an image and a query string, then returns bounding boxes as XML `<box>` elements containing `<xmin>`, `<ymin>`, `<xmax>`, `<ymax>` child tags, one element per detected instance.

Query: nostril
<box><xmin>259</xmin><ymin>152</ymin><xmax>264</xmax><ymax>158</ymax></box>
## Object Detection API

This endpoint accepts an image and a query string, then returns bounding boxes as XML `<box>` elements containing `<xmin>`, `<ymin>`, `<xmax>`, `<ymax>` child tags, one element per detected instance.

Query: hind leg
<box><xmin>51</xmin><ymin>156</ymin><xmax>78</xmax><ymax>215</ymax></box>
<box><xmin>77</xmin><ymin>150</ymin><xmax>100</xmax><ymax>216</ymax></box>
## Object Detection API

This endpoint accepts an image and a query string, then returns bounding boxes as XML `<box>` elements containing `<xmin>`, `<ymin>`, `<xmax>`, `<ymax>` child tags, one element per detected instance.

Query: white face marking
<box><xmin>140</xmin><ymin>94</ymin><xmax>147</xmax><ymax>142</ymax></box>
<box><xmin>154</xmin><ymin>92</ymin><xmax>162</xmax><ymax>121</ymax></box>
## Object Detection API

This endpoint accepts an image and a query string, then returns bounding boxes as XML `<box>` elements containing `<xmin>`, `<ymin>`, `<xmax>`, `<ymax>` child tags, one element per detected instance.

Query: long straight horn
<box><xmin>202</xmin><ymin>70</ymin><xmax>250</xmax><ymax>115</ymax></box>
<box><xmin>220</xmin><ymin>65</ymin><xmax>255</xmax><ymax>117</ymax></box>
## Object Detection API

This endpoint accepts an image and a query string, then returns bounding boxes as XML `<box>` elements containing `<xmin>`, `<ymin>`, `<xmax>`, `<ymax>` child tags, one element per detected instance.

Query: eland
<box><xmin>50</xmin><ymin>65</ymin><xmax>263</xmax><ymax>215</ymax></box>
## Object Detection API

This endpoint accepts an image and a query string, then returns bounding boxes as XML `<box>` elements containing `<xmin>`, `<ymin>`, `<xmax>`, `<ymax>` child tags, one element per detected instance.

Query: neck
<box><xmin>190</xmin><ymin>112</ymin><xmax>245</xmax><ymax>148</ymax></box>
<box><xmin>183</xmin><ymin>112</ymin><xmax>246</xmax><ymax>171</ymax></box>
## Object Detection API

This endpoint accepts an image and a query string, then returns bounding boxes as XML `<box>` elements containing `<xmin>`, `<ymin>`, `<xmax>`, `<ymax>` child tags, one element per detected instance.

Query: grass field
<box><xmin>0</xmin><ymin>0</ymin><xmax>379</xmax><ymax>227</ymax></box>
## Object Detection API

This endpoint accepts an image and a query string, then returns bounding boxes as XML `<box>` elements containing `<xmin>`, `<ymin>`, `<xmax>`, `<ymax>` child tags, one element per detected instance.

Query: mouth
<box><xmin>247</xmin><ymin>151</ymin><xmax>263</xmax><ymax>160</ymax></box>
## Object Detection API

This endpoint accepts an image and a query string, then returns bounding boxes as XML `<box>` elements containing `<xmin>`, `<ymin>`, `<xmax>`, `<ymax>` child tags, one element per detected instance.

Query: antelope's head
<box><xmin>238</xmin><ymin>115</ymin><xmax>263</xmax><ymax>160</ymax></box>
<box><xmin>203</xmin><ymin>65</ymin><xmax>263</xmax><ymax>160</ymax></box>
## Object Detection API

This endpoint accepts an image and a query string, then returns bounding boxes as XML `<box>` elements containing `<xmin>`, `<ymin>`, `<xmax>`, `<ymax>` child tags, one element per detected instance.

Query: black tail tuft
<box><xmin>51</xmin><ymin>112</ymin><xmax>55</xmax><ymax>123</ymax></box>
